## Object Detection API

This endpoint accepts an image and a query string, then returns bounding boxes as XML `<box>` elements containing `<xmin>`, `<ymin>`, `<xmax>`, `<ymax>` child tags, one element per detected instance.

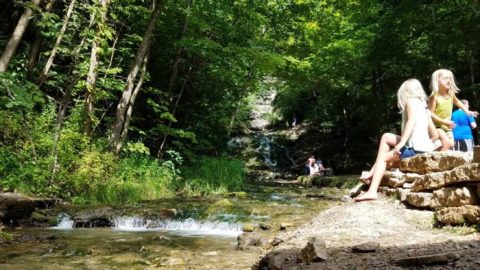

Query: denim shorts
<box><xmin>400</xmin><ymin>147</ymin><xmax>423</xmax><ymax>160</ymax></box>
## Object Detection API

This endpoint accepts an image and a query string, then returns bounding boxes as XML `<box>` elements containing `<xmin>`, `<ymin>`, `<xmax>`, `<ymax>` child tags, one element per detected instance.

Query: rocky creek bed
<box><xmin>254</xmin><ymin>195</ymin><xmax>480</xmax><ymax>270</ymax></box>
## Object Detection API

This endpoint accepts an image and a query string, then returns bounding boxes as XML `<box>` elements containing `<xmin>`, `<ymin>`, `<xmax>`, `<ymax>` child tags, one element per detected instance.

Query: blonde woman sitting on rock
<box><xmin>356</xmin><ymin>79</ymin><xmax>435</xmax><ymax>202</ymax></box>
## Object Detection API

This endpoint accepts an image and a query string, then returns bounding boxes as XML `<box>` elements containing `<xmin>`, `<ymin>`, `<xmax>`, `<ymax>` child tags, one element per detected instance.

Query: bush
<box><xmin>179</xmin><ymin>157</ymin><xmax>246</xmax><ymax>195</ymax></box>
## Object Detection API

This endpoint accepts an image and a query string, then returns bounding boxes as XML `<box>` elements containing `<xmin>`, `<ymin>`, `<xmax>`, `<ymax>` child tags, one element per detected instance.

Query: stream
<box><xmin>0</xmin><ymin>183</ymin><xmax>347</xmax><ymax>269</ymax></box>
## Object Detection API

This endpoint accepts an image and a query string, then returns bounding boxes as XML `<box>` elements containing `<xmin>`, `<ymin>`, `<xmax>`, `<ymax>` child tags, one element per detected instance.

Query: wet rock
<box><xmin>238</xmin><ymin>232</ymin><xmax>266</xmax><ymax>250</ymax></box>
<box><xmin>351</xmin><ymin>242</ymin><xmax>379</xmax><ymax>253</ymax></box>
<box><xmin>259</xmin><ymin>222</ymin><xmax>271</xmax><ymax>230</ymax></box>
<box><xmin>73</xmin><ymin>207</ymin><xmax>113</xmax><ymax>228</ymax></box>
<box><xmin>395</xmin><ymin>252</ymin><xmax>460</xmax><ymax>266</ymax></box>
<box><xmin>400</xmin><ymin>151</ymin><xmax>470</xmax><ymax>174</ymax></box>
<box><xmin>0</xmin><ymin>193</ymin><xmax>36</xmax><ymax>225</ymax></box>
<box><xmin>243</xmin><ymin>223</ymin><xmax>255</xmax><ymax>232</ymax></box>
<box><xmin>301</xmin><ymin>237</ymin><xmax>327</xmax><ymax>262</ymax></box>
<box><xmin>152</xmin><ymin>235</ymin><xmax>171</xmax><ymax>241</ymax></box>
<box><xmin>160</xmin><ymin>208</ymin><xmax>176</xmax><ymax>218</ymax></box>
<box><xmin>0</xmin><ymin>193</ymin><xmax>62</xmax><ymax>227</ymax></box>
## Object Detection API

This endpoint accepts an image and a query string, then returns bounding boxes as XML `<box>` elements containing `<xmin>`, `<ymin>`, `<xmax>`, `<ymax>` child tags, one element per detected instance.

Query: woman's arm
<box><xmin>394</xmin><ymin>99</ymin><xmax>417</xmax><ymax>154</ymax></box>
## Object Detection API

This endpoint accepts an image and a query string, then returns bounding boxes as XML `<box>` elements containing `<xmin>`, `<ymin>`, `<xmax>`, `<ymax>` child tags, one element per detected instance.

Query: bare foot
<box><xmin>354</xmin><ymin>192</ymin><xmax>378</xmax><ymax>202</ymax></box>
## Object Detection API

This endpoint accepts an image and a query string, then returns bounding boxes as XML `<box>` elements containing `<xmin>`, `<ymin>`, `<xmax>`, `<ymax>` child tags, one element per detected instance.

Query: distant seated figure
<box><xmin>304</xmin><ymin>155</ymin><xmax>315</xmax><ymax>175</ymax></box>
<box><xmin>312</xmin><ymin>160</ymin><xmax>326</xmax><ymax>176</ymax></box>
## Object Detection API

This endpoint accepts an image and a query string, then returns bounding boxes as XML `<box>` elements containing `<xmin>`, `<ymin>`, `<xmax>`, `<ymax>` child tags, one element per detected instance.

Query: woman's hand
<box><xmin>393</xmin><ymin>143</ymin><xmax>404</xmax><ymax>156</ymax></box>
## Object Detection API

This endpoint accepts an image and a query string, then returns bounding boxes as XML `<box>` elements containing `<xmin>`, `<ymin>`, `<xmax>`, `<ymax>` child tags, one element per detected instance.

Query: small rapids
<box><xmin>53</xmin><ymin>214</ymin><xmax>242</xmax><ymax>237</ymax></box>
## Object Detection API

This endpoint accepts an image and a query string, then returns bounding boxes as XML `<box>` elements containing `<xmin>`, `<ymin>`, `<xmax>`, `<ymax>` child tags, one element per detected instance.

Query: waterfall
<box><xmin>52</xmin><ymin>214</ymin><xmax>242</xmax><ymax>237</ymax></box>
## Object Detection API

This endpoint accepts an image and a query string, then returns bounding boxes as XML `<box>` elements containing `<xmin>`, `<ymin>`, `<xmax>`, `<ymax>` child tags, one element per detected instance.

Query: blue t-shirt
<box><xmin>452</xmin><ymin>109</ymin><xmax>475</xmax><ymax>140</ymax></box>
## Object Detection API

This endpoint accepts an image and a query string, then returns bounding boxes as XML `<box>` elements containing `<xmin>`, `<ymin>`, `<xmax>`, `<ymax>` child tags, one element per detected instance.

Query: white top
<box><xmin>402</xmin><ymin>98</ymin><xmax>435</xmax><ymax>152</ymax></box>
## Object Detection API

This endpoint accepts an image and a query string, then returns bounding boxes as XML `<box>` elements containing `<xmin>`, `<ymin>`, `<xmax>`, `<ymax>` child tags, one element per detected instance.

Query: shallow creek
<box><xmin>0</xmin><ymin>183</ymin><xmax>347</xmax><ymax>269</ymax></box>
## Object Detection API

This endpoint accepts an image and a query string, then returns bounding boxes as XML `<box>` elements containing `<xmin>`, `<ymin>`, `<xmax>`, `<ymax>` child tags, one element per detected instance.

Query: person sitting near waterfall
<box><xmin>304</xmin><ymin>155</ymin><xmax>315</xmax><ymax>175</ymax></box>
<box><xmin>312</xmin><ymin>160</ymin><xmax>326</xmax><ymax>176</ymax></box>
<box><xmin>355</xmin><ymin>79</ymin><xmax>435</xmax><ymax>202</ymax></box>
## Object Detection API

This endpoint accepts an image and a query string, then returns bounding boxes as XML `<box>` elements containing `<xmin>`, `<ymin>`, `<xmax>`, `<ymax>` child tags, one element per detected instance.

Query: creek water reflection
<box><xmin>0</xmin><ymin>184</ymin><xmax>348</xmax><ymax>269</ymax></box>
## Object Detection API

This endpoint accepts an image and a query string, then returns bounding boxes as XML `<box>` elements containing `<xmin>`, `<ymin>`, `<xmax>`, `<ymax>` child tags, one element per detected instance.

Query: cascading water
<box><xmin>53</xmin><ymin>214</ymin><xmax>242</xmax><ymax>237</ymax></box>
<box><xmin>227</xmin><ymin>86</ymin><xmax>297</xmax><ymax>172</ymax></box>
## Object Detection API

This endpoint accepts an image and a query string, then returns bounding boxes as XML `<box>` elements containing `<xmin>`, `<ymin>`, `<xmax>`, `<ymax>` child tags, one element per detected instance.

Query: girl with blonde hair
<box><xmin>356</xmin><ymin>79</ymin><xmax>435</xmax><ymax>202</ymax></box>
<box><xmin>428</xmin><ymin>69</ymin><xmax>478</xmax><ymax>151</ymax></box>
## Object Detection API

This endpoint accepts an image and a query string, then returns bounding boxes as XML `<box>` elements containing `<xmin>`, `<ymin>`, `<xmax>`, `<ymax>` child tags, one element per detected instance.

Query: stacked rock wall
<box><xmin>379</xmin><ymin>149</ymin><xmax>480</xmax><ymax>226</ymax></box>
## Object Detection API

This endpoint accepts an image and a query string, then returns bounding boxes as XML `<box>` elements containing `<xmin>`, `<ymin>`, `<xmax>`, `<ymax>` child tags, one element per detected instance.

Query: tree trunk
<box><xmin>120</xmin><ymin>52</ymin><xmax>149</xmax><ymax>143</ymax></box>
<box><xmin>84</xmin><ymin>0</ymin><xmax>110</xmax><ymax>137</ymax></box>
<box><xmin>27</xmin><ymin>0</ymin><xmax>55</xmax><ymax>75</ymax></box>
<box><xmin>36</xmin><ymin>0</ymin><xmax>76</xmax><ymax>85</ymax></box>
<box><xmin>109</xmin><ymin>0</ymin><xmax>163</xmax><ymax>155</ymax></box>
<box><xmin>0</xmin><ymin>0</ymin><xmax>41</xmax><ymax>72</ymax></box>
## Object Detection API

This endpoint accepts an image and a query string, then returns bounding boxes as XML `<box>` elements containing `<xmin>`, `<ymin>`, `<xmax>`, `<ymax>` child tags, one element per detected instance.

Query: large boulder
<box><xmin>0</xmin><ymin>193</ymin><xmax>60</xmax><ymax>226</ymax></box>
<box><xmin>73</xmin><ymin>207</ymin><xmax>113</xmax><ymax>227</ymax></box>
<box><xmin>0</xmin><ymin>193</ymin><xmax>36</xmax><ymax>225</ymax></box>
<box><xmin>400</xmin><ymin>151</ymin><xmax>470</xmax><ymax>174</ymax></box>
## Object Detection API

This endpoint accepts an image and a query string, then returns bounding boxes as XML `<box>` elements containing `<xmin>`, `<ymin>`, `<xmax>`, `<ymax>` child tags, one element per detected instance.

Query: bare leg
<box><xmin>355</xmin><ymin>149</ymin><xmax>399</xmax><ymax>202</ymax></box>
<box><xmin>360</xmin><ymin>133</ymin><xmax>400</xmax><ymax>181</ymax></box>
<box><xmin>437</xmin><ymin>129</ymin><xmax>453</xmax><ymax>151</ymax></box>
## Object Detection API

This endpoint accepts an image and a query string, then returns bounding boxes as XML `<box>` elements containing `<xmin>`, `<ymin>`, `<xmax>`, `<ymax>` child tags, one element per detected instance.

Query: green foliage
<box><xmin>0</xmin><ymin>230</ymin><xmax>13</xmax><ymax>241</ymax></box>
<box><xmin>179</xmin><ymin>157</ymin><xmax>246</xmax><ymax>196</ymax></box>
<box><xmin>69</xmin><ymin>151</ymin><xmax>177</xmax><ymax>204</ymax></box>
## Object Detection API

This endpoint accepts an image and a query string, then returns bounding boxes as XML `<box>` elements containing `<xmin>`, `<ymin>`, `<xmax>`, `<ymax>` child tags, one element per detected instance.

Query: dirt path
<box><xmin>257</xmin><ymin>194</ymin><xmax>480</xmax><ymax>269</ymax></box>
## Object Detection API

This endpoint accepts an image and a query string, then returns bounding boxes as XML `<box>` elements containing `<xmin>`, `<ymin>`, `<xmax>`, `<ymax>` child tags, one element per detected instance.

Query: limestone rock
<box><xmin>406</xmin><ymin>192</ymin><xmax>433</xmax><ymax>208</ymax></box>
<box><xmin>402</xmin><ymin>182</ymin><xmax>413</xmax><ymax>189</ymax></box>
<box><xmin>387</xmin><ymin>177</ymin><xmax>405</xmax><ymax>188</ymax></box>
<box><xmin>446</xmin><ymin>163</ymin><xmax>480</xmax><ymax>185</ymax></box>
<box><xmin>436</xmin><ymin>205</ymin><xmax>480</xmax><ymax>225</ymax></box>
<box><xmin>301</xmin><ymin>237</ymin><xmax>327</xmax><ymax>262</ymax></box>
<box><xmin>431</xmin><ymin>186</ymin><xmax>478</xmax><ymax>209</ymax></box>
<box><xmin>400</xmin><ymin>151</ymin><xmax>469</xmax><ymax>174</ymax></box>
<box><xmin>411</xmin><ymin>163</ymin><xmax>480</xmax><ymax>192</ymax></box>
<box><xmin>397</xmin><ymin>188</ymin><xmax>410</xmax><ymax>202</ymax></box>
<box><xmin>405</xmin><ymin>173</ymin><xmax>422</xmax><ymax>183</ymax></box>
<box><xmin>379</xmin><ymin>187</ymin><xmax>397</xmax><ymax>197</ymax></box>
<box><xmin>410</xmin><ymin>171</ymin><xmax>446</xmax><ymax>192</ymax></box>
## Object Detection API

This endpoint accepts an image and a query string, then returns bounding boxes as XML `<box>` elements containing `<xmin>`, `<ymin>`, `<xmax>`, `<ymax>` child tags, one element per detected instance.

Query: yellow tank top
<box><xmin>434</xmin><ymin>94</ymin><xmax>453</xmax><ymax>131</ymax></box>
